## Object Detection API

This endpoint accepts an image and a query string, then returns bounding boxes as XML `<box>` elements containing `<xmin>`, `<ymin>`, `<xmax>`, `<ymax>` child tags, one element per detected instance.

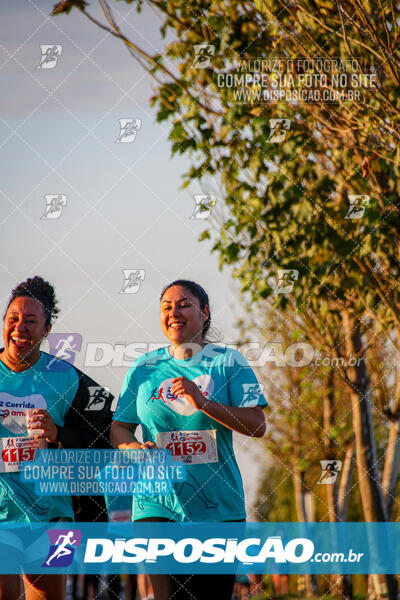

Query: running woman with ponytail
<box><xmin>111</xmin><ymin>280</ymin><xmax>267</xmax><ymax>600</ymax></box>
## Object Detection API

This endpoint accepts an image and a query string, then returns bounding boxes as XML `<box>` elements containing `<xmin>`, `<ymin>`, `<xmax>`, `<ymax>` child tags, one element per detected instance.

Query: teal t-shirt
<box><xmin>0</xmin><ymin>352</ymin><xmax>79</xmax><ymax>522</ymax></box>
<box><xmin>113</xmin><ymin>344</ymin><xmax>267</xmax><ymax>522</ymax></box>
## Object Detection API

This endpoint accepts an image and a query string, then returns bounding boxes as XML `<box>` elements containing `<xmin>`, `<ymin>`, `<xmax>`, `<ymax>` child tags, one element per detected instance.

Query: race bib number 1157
<box><xmin>0</xmin><ymin>437</ymin><xmax>38</xmax><ymax>473</ymax></box>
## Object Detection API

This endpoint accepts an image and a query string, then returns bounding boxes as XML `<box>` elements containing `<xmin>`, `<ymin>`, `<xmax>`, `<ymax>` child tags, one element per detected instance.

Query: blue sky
<box><xmin>0</xmin><ymin>0</ymin><xmax>267</xmax><ymax>516</ymax></box>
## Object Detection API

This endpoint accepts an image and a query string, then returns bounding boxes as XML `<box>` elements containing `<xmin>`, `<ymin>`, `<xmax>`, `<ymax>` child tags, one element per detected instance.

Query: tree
<box><xmin>54</xmin><ymin>1</ymin><xmax>400</xmax><ymax>596</ymax></box>
<box><xmin>241</xmin><ymin>306</ymin><xmax>356</xmax><ymax>597</ymax></box>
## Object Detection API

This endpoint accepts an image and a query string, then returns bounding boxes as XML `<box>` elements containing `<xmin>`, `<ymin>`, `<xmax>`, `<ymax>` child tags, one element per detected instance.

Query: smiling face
<box><xmin>160</xmin><ymin>285</ymin><xmax>209</xmax><ymax>347</ymax></box>
<box><xmin>2</xmin><ymin>296</ymin><xmax>51</xmax><ymax>370</ymax></box>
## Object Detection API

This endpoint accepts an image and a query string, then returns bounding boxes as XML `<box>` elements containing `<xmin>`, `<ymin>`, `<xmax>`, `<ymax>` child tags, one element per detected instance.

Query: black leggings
<box><xmin>171</xmin><ymin>573</ymin><xmax>235</xmax><ymax>600</ymax></box>
<box><xmin>169</xmin><ymin>518</ymin><xmax>244</xmax><ymax>600</ymax></box>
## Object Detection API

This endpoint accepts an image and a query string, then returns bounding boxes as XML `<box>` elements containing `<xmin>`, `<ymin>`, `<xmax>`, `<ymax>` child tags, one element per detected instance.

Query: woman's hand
<box><xmin>110</xmin><ymin>421</ymin><xmax>157</xmax><ymax>450</ymax></box>
<box><xmin>171</xmin><ymin>378</ymin><xmax>266</xmax><ymax>437</ymax></box>
<box><xmin>137</xmin><ymin>441</ymin><xmax>157</xmax><ymax>449</ymax></box>
<box><xmin>170</xmin><ymin>377</ymin><xmax>206</xmax><ymax>410</ymax></box>
<box><xmin>28</xmin><ymin>409</ymin><xmax>58</xmax><ymax>443</ymax></box>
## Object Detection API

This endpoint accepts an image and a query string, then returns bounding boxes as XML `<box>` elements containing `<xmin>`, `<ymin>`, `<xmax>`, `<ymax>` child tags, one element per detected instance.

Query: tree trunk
<box><xmin>329</xmin><ymin>444</ymin><xmax>354</xmax><ymax>599</ymax></box>
<box><xmin>337</xmin><ymin>442</ymin><xmax>355</xmax><ymax>520</ymax></box>
<box><xmin>381</xmin><ymin>368</ymin><xmax>400</xmax><ymax>519</ymax></box>
<box><xmin>323</xmin><ymin>370</ymin><xmax>339</xmax><ymax>523</ymax></box>
<box><xmin>323</xmin><ymin>374</ymin><xmax>353</xmax><ymax>599</ymax></box>
<box><xmin>381</xmin><ymin>419</ymin><xmax>400</xmax><ymax>518</ymax></box>
<box><xmin>341</xmin><ymin>310</ymin><xmax>397</xmax><ymax>600</ymax></box>
<box><xmin>367</xmin><ymin>574</ymin><xmax>378</xmax><ymax>600</ymax></box>
<box><xmin>293</xmin><ymin>467</ymin><xmax>307</xmax><ymax>523</ymax></box>
<box><xmin>293</xmin><ymin>466</ymin><xmax>319</xmax><ymax>596</ymax></box>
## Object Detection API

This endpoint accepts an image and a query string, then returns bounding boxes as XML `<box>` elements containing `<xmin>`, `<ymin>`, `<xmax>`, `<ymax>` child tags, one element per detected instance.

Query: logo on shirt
<box><xmin>85</xmin><ymin>386</ymin><xmax>111</xmax><ymax>411</ymax></box>
<box><xmin>150</xmin><ymin>375</ymin><xmax>215</xmax><ymax>416</ymax></box>
<box><xmin>43</xmin><ymin>529</ymin><xmax>82</xmax><ymax>567</ymax></box>
<box><xmin>0</xmin><ymin>393</ymin><xmax>46</xmax><ymax>434</ymax></box>
<box><xmin>240</xmin><ymin>384</ymin><xmax>264</xmax><ymax>407</ymax></box>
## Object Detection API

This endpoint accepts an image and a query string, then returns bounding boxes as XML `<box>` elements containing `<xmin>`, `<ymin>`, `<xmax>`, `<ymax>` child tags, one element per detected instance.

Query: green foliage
<box><xmin>256</xmin><ymin>463</ymin><xmax>297</xmax><ymax>522</ymax></box>
<box><xmin>96</xmin><ymin>0</ymin><xmax>400</xmax><ymax>329</ymax></box>
<box><xmin>51</xmin><ymin>0</ymin><xmax>87</xmax><ymax>14</ymax></box>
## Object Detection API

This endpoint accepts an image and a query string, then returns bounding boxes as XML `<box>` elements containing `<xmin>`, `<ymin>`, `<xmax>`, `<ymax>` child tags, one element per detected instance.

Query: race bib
<box><xmin>109</xmin><ymin>510</ymin><xmax>132</xmax><ymax>523</ymax></box>
<box><xmin>0</xmin><ymin>393</ymin><xmax>48</xmax><ymax>471</ymax></box>
<box><xmin>0</xmin><ymin>436</ymin><xmax>40</xmax><ymax>473</ymax></box>
<box><xmin>156</xmin><ymin>430</ymin><xmax>219</xmax><ymax>465</ymax></box>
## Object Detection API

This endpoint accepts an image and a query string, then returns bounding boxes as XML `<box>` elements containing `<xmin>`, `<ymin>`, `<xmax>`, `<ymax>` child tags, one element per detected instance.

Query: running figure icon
<box><xmin>46</xmin><ymin>335</ymin><xmax>78</xmax><ymax>369</ymax></box>
<box><xmin>45</xmin><ymin>531</ymin><xmax>77</xmax><ymax>566</ymax></box>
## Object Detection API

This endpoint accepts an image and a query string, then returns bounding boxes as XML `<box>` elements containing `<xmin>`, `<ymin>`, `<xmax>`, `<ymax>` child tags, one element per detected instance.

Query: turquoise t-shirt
<box><xmin>0</xmin><ymin>351</ymin><xmax>79</xmax><ymax>522</ymax></box>
<box><xmin>113</xmin><ymin>344</ymin><xmax>267</xmax><ymax>522</ymax></box>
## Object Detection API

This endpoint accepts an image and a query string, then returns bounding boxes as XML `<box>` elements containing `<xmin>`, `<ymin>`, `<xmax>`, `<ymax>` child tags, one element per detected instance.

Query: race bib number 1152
<box><xmin>157</xmin><ymin>429</ymin><xmax>218</xmax><ymax>465</ymax></box>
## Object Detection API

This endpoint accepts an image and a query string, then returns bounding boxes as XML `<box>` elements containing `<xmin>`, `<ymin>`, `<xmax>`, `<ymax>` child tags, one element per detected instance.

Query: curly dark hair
<box><xmin>5</xmin><ymin>276</ymin><xmax>59</xmax><ymax>325</ymax></box>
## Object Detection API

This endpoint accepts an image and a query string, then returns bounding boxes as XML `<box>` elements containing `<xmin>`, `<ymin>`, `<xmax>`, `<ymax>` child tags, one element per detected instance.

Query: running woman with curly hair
<box><xmin>0</xmin><ymin>276</ymin><xmax>113</xmax><ymax>600</ymax></box>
